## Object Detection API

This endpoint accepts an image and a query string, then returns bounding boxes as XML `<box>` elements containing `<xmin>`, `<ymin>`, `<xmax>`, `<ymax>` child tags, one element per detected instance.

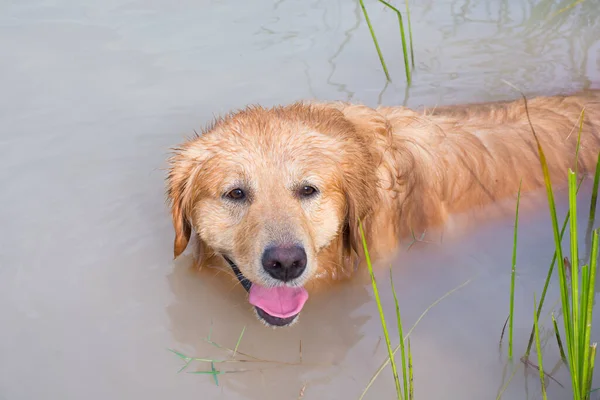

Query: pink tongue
<box><xmin>248</xmin><ymin>284</ymin><xmax>309</xmax><ymax>318</ymax></box>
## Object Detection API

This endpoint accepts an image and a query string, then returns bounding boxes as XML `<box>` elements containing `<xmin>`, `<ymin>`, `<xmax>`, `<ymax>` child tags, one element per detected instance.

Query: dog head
<box><xmin>166</xmin><ymin>103</ymin><xmax>379</xmax><ymax>327</ymax></box>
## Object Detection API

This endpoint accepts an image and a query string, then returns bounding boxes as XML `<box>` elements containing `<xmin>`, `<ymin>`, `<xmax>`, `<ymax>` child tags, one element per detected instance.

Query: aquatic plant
<box><xmin>533</xmin><ymin>293</ymin><xmax>549</xmax><ymax>400</ymax></box>
<box><xmin>358</xmin><ymin>221</ymin><xmax>473</xmax><ymax>399</ymax></box>
<box><xmin>507</xmin><ymin>180</ymin><xmax>523</xmax><ymax>359</ymax></box>
<box><xmin>361</xmin><ymin>91</ymin><xmax>600</xmax><ymax>399</ymax></box>
<box><xmin>358</xmin><ymin>0</ymin><xmax>414</xmax><ymax>83</ymax></box>
<box><xmin>518</xmin><ymin>92</ymin><xmax>599</xmax><ymax>399</ymax></box>
<box><xmin>359</xmin><ymin>220</ymin><xmax>412</xmax><ymax>399</ymax></box>
<box><xmin>168</xmin><ymin>325</ymin><xmax>303</xmax><ymax>385</ymax></box>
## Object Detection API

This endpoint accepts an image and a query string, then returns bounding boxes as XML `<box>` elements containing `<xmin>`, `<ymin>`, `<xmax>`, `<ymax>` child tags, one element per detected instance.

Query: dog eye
<box><xmin>226</xmin><ymin>188</ymin><xmax>246</xmax><ymax>201</ymax></box>
<box><xmin>299</xmin><ymin>185</ymin><xmax>318</xmax><ymax>198</ymax></box>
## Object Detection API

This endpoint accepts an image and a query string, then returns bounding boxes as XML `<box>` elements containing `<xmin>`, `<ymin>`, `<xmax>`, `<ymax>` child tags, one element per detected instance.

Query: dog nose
<box><xmin>261</xmin><ymin>245</ymin><xmax>307</xmax><ymax>282</ymax></box>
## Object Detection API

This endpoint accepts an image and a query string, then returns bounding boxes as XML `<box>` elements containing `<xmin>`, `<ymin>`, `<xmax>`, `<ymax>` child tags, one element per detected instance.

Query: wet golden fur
<box><xmin>167</xmin><ymin>90</ymin><xmax>600</xmax><ymax>292</ymax></box>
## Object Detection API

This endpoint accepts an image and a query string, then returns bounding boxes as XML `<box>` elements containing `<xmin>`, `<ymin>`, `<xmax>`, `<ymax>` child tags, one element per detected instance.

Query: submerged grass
<box><xmin>359</xmin><ymin>0</ymin><xmax>415</xmax><ymax>83</ymax></box>
<box><xmin>169</xmin><ymin>325</ymin><xmax>304</xmax><ymax>385</ymax></box>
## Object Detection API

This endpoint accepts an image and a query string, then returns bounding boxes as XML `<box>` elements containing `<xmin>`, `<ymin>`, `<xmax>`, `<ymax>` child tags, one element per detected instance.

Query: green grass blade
<box><xmin>589</xmin><ymin>153</ymin><xmax>600</xmax><ymax>225</ymax></box>
<box><xmin>187</xmin><ymin>370</ymin><xmax>222</xmax><ymax>375</ymax></box>
<box><xmin>581</xmin><ymin>229</ymin><xmax>598</xmax><ymax>398</ymax></box>
<box><xmin>581</xmin><ymin>264</ymin><xmax>591</xmax><ymax>396</ymax></box>
<box><xmin>509</xmin><ymin>180</ymin><xmax>522</xmax><ymax>360</ymax></box>
<box><xmin>232</xmin><ymin>326</ymin><xmax>246</xmax><ymax>359</ymax></box>
<box><xmin>521</xmin><ymin>91</ymin><xmax>572</xmax><ymax>353</ymax></box>
<box><xmin>359</xmin><ymin>277</ymin><xmax>473</xmax><ymax>399</ymax></box>
<box><xmin>376</xmin><ymin>0</ymin><xmax>411</xmax><ymax>83</ymax></box>
<box><xmin>168</xmin><ymin>348</ymin><xmax>192</xmax><ymax>361</ymax></box>
<box><xmin>359</xmin><ymin>0</ymin><xmax>391</xmax><ymax>81</ymax></box>
<box><xmin>524</xmin><ymin>177</ymin><xmax>584</xmax><ymax>357</ymax></box>
<box><xmin>533</xmin><ymin>294</ymin><xmax>548</xmax><ymax>400</ymax></box>
<box><xmin>405</xmin><ymin>0</ymin><xmax>415</xmax><ymax>68</ymax></box>
<box><xmin>359</xmin><ymin>220</ymin><xmax>402</xmax><ymax>399</ymax></box>
<box><xmin>585</xmin><ymin>153</ymin><xmax>600</xmax><ymax>264</ymax></box>
<box><xmin>177</xmin><ymin>359</ymin><xmax>193</xmax><ymax>374</ymax></box>
<box><xmin>581</xmin><ymin>262</ymin><xmax>590</xmax><ymax>360</ymax></box>
<box><xmin>568</xmin><ymin>170</ymin><xmax>582</xmax><ymax>393</ymax></box>
<box><xmin>408</xmin><ymin>337</ymin><xmax>413</xmax><ymax>400</ymax></box>
<box><xmin>586</xmin><ymin>344</ymin><xmax>597</xmax><ymax>398</ymax></box>
<box><xmin>552</xmin><ymin>313</ymin><xmax>568</xmax><ymax>364</ymax></box>
<box><xmin>515</xmin><ymin>89</ymin><xmax>582</xmax><ymax>396</ymax></box>
<box><xmin>211</xmin><ymin>362</ymin><xmax>219</xmax><ymax>386</ymax></box>
<box><xmin>390</xmin><ymin>269</ymin><xmax>409</xmax><ymax>398</ymax></box>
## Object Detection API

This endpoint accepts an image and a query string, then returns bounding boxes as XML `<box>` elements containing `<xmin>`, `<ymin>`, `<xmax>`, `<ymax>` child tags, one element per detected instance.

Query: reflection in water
<box><xmin>166</xmin><ymin>254</ymin><xmax>374</xmax><ymax>399</ymax></box>
<box><xmin>236</xmin><ymin>0</ymin><xmax>598</xmax><ymax>106</ymax></box>
<box><xmin>326</xmin><ymin>1</ymin><xmax>361</xmax><ymax>102</ymax></box>
<box><xmin>411</xmin><ymin>0</ymin><xmax>599</xmax><ymax>103</ymax></box>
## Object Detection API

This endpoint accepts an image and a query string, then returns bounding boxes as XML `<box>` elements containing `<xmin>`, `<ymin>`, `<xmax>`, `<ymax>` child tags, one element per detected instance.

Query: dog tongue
<box><xmin>248</xmin><ymin>284</ymin><xmax>309</xmax><ymax>318</ymax></box>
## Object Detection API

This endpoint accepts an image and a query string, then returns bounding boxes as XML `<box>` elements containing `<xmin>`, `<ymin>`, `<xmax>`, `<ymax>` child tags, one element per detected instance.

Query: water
<box><xmin>1</xmin><ymin>0</ymin><xmax>599</xmax><ymax>399</ymax></box>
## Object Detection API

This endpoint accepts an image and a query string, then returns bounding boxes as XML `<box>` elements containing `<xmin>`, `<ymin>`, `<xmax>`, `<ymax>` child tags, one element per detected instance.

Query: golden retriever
<box><xmin>166</xmin><ymin>90</ymin><xmax>600</xmax><ymax>327</ymax></box>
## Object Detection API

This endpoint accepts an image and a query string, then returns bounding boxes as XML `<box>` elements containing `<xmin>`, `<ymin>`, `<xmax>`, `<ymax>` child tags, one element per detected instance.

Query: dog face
<box><xmin>167</xmin><ymin>103</ymin><xmax>377</xmax><ymax>327</ymax></box>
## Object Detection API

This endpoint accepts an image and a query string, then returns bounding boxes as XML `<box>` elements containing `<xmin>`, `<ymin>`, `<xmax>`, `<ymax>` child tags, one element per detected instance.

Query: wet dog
<box><xmin>166</xmin><ymin>90</ymin><xmax>600</xmax><ymax>327</ymax></box>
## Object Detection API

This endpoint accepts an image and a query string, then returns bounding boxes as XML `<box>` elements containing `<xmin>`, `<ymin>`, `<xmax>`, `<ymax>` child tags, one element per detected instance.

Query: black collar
<box><xmin>223</xmin><ymin>256</ymin><xmax>252</xmax><ymax>292</ymax></box>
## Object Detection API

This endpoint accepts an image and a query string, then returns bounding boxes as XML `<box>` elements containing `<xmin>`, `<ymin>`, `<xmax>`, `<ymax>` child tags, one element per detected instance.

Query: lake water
<box><xmin>1</xmin><ymin>0</ymin><xmax>600</xmax><ymax>399</ymax></box>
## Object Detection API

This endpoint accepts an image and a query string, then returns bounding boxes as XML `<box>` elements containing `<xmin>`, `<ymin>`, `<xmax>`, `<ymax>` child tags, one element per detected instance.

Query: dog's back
<box><xmin>369</xmin><ymin>90</ymin><xmax>600</xmax><ymax>239</ymax></box>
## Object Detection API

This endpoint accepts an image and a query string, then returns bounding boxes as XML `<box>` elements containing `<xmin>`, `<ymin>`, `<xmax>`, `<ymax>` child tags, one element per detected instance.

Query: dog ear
<box><xmin>341</xmin><ymin>198</ymin><xmax>362</xmax><ymax>276</ymax></box>
<box><xmin>171</xmin><ymin>194</ymin><xmax>192</xmax><ymax>259</ymax></box>
<box><xmin>167</xmin><ymin>172</ymin><xmax>192</xmax><ymax>259</ymax></box>
<box><xmin>166</xmin><ymin>143</ymin><xmax>203</xmax><ymax>259</ymax></box>
<box><xmin>341</xmin><ymin>187</ymin><xmax>373</xmax><ymax>275</ymax></box>
<box><xmin>340</xmin><ymin>154</ymin><xmax>379</xmax><ymax>276</ymax></box>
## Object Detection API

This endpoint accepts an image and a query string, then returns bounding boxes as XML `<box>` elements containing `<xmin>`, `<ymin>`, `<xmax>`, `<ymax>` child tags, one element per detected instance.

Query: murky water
<box><xmin>1</xmin><ymin>0</ymin><xmax>600</xmax><ymax>399</ymax></box>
